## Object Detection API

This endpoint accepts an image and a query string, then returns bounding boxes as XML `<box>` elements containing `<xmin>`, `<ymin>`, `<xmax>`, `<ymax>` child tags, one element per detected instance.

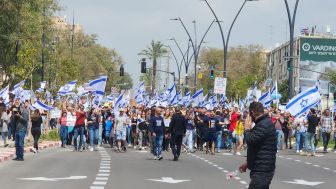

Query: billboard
<box><xmin>299</xmin><ymin>37</ymin><xmax>336</xmax><ymax>94</ymax></box>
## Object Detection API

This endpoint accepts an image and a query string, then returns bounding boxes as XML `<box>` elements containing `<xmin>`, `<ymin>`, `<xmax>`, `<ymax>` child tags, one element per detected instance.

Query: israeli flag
<box><xmin>12</xmin><ymin>80</ymin><xmax>25</xmax><ymax>95</ymax></box>
<box><xmin>286</xmin><ymin>86</ymin><xmax>321</xmax><ymax>118</ymax></box>
<box><xmin>32</xmin><ymin>100</ymin><xmax>54</xmax><ymax>111</ymax></box>
<box><xmin>220</xmin><ymin>94</ymin><xmax>227</xmax><ymax>104</ymax></box>
<box><xmin>59</xmin><ymin>80</ymin><xmax>77</xmax><ymax>95</ymax></box>
<box><xmin>192</xmin><ymin>88</ymin><xmax>203</xmax><ymax>106</ymax></box>
<box><xmin>259</xmin><ymin>91</ymin><xmax>272</xmax><ymax>107</ymax></box>
<box><xmin>0</xmin><ymin>85</ymin><xmax>9</xmax><ymax>105</ymax></box>
<box><xmin>184</xmin><ymin>92</ymin><xmax>191</xmax><ymax>106</ymax></box>
<box><xmin>89</xmin><ymin>76</ymin><xmax>107</xmax><ymax>96</ymax></box>
<box><xmin>167</xmin><ymin>84</ymin><xmax>177</xmax><ymax>104</ymax></box>
<box><xmin>114</xmin><ymin>93</ymin><xmax>124</xmax><ymax>110</ymax></box>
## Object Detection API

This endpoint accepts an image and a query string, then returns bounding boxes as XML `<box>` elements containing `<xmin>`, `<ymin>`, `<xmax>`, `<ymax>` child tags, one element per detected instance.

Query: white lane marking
<box><xmin>97</xmin><ymin>174</ymin><xmax>110</xmax><ymax>177</ymax></box>
<box><xmin>90</xmin><ymin>186</ymin><xmax>104</xmax><ymax>189</ymax></box>
<box><xmin>101</xmin><ymin>159</ymin><xmax>111</xmax><ymax>161</ymax></box>
<box><xmin>222</xmin><ymin>170</ymin><xmax>228</xmax><ymax>173</ymax></box>
<box><xmin>240</xmin><ymin>181</ymin><xmax>248</xmax><ymax>184</ymax></box>
<box><xmin>305</xmin><ymin>162</ymin><xmax>312</xmax><ymax>165</ymax></box>
<box><xmin>323</xmin><ymin>167</ymin><xmax>330</xmax><ymax>170</ymax></box>
<box><xmin>334</xmin><ymin>170</ymin><xmax>336</xmax><ymax>173</ymax></box>
<box><xmin>213</xmin><ymin>165</ymin><xmax>218</xmax><ymax>167</ymax></box>
<box><xmin>100</xmin><ymin>163</ymin><xmax>110</xmax><ymax>166</ymax></box>
<box><xmin>295</xmin><ymin>160</ymin><xmax>301</xmax><ymax>162</ymax></box>
<box><xmin>96</xmin><ymin>177</ymin><xmax>108</xmax><ymax>181</ymax></box>
<box><xmin>146</xmin><ymin>177</ymin><xmax>190</xmax><ymax>184</ymax></box>
<box><xmin>283</xmin><ymin>179</ymin><xmax>324</xmax><ymax>186</ymax></box>
<box><xmin>278</xmin><ymin>155</ymin><xmax>283</xmax><ymax>158</ymax></box>
<box><xmin>19</xmin><ymin>176</ymin><xmax>87</xmax><ymax>181</ymax></box>
<box><xmin>234</xmin><ymin>177</ymin><xmax>241</xmax><ymax>180</ymax></box>
<box><xmin>286</xmin><ymin>157</ymin><xmax>292</xmax><ymax>160</ymax></box>
<box><xmin>100</xmin><ymin>166</ymin><xmax>110</xmax><ymax>169</ymax></box>
<box><xmin>92</xmin><ymin>181</ymin><xmax>107</xmax><ymax>185</ymax></box>
<box><xmin>208</xmin><ymin>162</ymin><xmax>214</xmax><ymax>165</ymax></box>
<box><xmin>218</xmin><ymin>167</ymin><xmax>223</xmax><ymax>170</ymax></box>
<box><xmin>99</xmin><ymin>170</ymin><xmax>110</xmax><ymax>173</ymax></box>
<box><xmin>101</xmin><ymin>161</ymin><xmax>110</xmax><ymax>163</ymax></box>
<box><xmin>313</xmin><ymin>165</ymin><xmax>320</xmax><ymax>167</ymax></box>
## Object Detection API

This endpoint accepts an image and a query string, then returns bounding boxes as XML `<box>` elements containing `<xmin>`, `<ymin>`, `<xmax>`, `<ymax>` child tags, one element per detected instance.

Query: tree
<box><xmin>330</xmin><ymin>71</ymin><xmax>336</xmax><ymax>86</ymax></box>
<box><xmin>278</xmin><ymin>79</ymin><xmax>289</xmax><ymax>103</ymax></box>
<box><xmin>197</xmin><ymin>45</ymin><xmax>267</xmax><ymax>98</ymax></box>
<box><xmin>139</xmin><ymin>40</ymin><xmax>167</xmax><ymax>94</ymax></box>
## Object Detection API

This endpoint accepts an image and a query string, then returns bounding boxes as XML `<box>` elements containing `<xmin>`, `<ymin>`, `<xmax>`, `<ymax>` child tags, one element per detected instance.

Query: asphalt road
<box><xmin>0</xmin><ymin>146</ymin><xmax>335</xmax><ymax>189</ymax></box>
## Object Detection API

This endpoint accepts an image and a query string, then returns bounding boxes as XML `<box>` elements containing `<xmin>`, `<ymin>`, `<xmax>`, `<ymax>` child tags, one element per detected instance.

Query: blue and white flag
<box><xmin>59</xmin><ymin>80</ymin><xmax>77</xmax><ymax>95</ymax></box>
<box><xmin>89</xmin><ymin>76</ymin><xmax>107</xmax><ymax>96</ymax></box>
<box><xmin>192</xmin><ymin>88</ymin><xmax>203</xmax><ymax>106</ymax></box>
<box><xmin>258</xmin><ymin>91</ymin><xmax>272</xmax><ymax>107</ymax></box>
<box><xmin>0</xmin><ymin>85</ymin><xmax>9</xmax><ymax>105</ymax></box>
<box><xmin>167</xmin><ymin>84</ymin><xmax>176</xmax><ymax>105</ymax></box>
<box><xmin>220</xmin><ymin>94</ymin><xmax>227</xmax><ymax>104</ymax></box>
<box><xmin>32</xmin><ymin>100</ymin><xmax>54</xmax><ymax>111</ymax></box>
<box><xmin>136</xmin><ymin>82</ymin><xmax>145</xmax><ymax>94</ymax></box>
<box><xmin>12</xmin><ymin>80</ymin><xmax>25</xmax><ymax>95</ymax></box>
<box><xmin>184</xmin><ymin>91</ymin><xmax>191</xmax><ymax>106</ymax></box>
<box><xmin>114</xmin><ymin>93</ymin><xmax>124</xmax><ymax>110</ymax></box>
<box><xmin>286</xmin><ymin>86</ymin><xmax>321</xmax><ymax>118</ymax></box>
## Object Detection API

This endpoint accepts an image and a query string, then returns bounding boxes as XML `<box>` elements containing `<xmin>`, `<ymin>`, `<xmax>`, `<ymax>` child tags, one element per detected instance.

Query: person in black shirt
<box><xmin>305</xmin><ymin>108</ymin><xmax>320</xmax><ymax>156</ymax></box>
<box><xmin>31</xmin><ymin>109</ymin><xmax>42</xmax><ymax>153</ymax></box>
<box><xmin>239</xmin><ymin>102</ymin><xmax>276</xmax><ymax>189</ymax></box>
<box><xmin>169</xmin><ymin>106</ymin><xmax>187</xmax><ymax>161</ymax></box>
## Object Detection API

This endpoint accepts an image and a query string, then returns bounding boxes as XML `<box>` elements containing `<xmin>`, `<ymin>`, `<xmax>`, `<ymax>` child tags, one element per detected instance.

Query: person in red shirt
<box><xmin>229</xmin><ymin>106</ymin><xmax>239</xmax><ymax>152</ymax></box>
<box><xmin>73</xmin><ymin>105</ymin><xmax>86</xmax><ymax>152</ymax></box>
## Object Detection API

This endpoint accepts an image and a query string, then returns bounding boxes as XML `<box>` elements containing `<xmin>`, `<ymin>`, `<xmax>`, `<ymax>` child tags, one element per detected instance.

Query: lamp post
<box><xmin>283</xmin><ymin>0</ymin><xmax>300</xmax><ymax>99</ymax></box>
<box><xmin>164</xmin><ymin>44</ymin><xmax>183</xmax><ymax>89</ymax></box>
<box><xmin>203</xmin><ymin>0</ymin><xmax>258</xmax><ymax>78</ymax></box>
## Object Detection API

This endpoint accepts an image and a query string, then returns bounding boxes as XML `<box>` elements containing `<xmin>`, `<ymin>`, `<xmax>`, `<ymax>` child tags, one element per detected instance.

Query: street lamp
<box><xmin>203</xmin><ymin>0</ymin><xmax>258</xmax><ymax>78</ymax></box>
<box><xmin>283</xmin><ymin>0</ymin><xmax>300</xmax><ymax>99</ymax></box>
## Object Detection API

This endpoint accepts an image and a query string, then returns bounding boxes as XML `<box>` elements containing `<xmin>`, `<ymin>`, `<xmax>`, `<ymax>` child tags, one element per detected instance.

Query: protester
<box><xmin>229</xmin><ymin>106</ymin><xmax>239</xmax><ymax>152</ymax></box>
<box><xmin>234</xmin><ymin>114</ymin><xmax>244</xmax><ymax>155</ymax></box>
<box><xmin>13</xmin><ymin>103</ymin><xmax>29</xmax><ymax>161</ymax></box>
<box><xmin>114</xmin><ymin>109</ymin><xmax>128</xmax><ymax>152</ymax></box>
<box><xmin>239</xmin><ymin>102</ymin><xmax>276</xmax><ymax>189</ymax></box>
<box><xmin>320</xmin><ymin>109</ymin><xmax>333</xmax><ymax>153</ymax></box>
<box><xmin>208</xmin><ymin>110</ymin><xmax>217</xmax><ymax>155</ymax></box>
<box><xmin>59</xmin><ymin>111</ymin><xmax>68</xmax><ymax>148</ymax></box>
<box><xmin>73</xmin><ymin>105</ymin><xmax>86</xmax><ymax>152</ymax></box>
<box><xmin>169</xmin><ymin>106</ymin><xmax>187</xmax><ymax>161</ymax></box>
<box><xmin>87</xmin><ymin>108</ymin><xmax>100</xmax><ymax>151</ymax></box>
<box><xmin>184</xmin><ymin>111</ymin><xmax>195</xmax><ymax>153</ymax></box>
<box><xmin>305</xmin><ymin>108</ymin><xmax>319</xmax><ymax>156</ymax></box>
<box><xmin>130</xmin><ymin>112</ymin><xmax>138</xmax><ymax>148</ymax></box>
<box><xmin>137</xmin><ymin>111</ymin><xmax>148</xmax><ymax>150</ymax></box>
<box><xmin>149</xmin><ymin>107</ymin><xmax>165</xmax><ymax>160</ymax></box>
<box><xmin>0</xmin><ymin>103</ymin><xmax>9</xmax><ymax>147</ymax></box>
<box><xmin>31</xmin><ymin>109</ymin><xmax>43</xmax><ymax>153</ymax></box>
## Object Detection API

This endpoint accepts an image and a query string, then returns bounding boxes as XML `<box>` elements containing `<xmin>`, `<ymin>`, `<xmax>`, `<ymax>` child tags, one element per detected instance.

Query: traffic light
<box><xmin>210</xmin><ymin>65</ymin><xmax>215</xmax><ymax>79</ymax></box>
<box><xmin>141</xmin><ymin>58</ymin><xmax>147</xmax><ymax>73</ymax></box>
<box><xmin>120</xmin><ymin>65</ymin><xmax>124</xmax><ymax>76</ymax></box>
<box><xmin>287</xmin><ymin>61</ymin><xmax>292</xmax><ymax>71</ymax></box>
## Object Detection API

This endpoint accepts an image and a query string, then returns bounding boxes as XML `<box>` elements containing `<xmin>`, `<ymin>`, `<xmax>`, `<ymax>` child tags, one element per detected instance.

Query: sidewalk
<box><xmin>0</xmin><ymin>140</ymin><xmax>60</xmax><ymax>163</ymax></box>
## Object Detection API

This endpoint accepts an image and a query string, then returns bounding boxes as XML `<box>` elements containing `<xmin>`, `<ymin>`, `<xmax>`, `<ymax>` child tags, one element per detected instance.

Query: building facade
<box><xmin>266</xmin><ymin>35</ymin><xmax>336</xmax><ymax>96</ymax></box>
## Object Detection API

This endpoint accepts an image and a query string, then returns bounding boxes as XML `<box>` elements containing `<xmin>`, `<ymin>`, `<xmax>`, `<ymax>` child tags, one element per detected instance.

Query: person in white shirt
<box><xmin>0</xmin><ymin>104</ymin><xmax>9</xmax><ymax>147</ymax></box>
<box><xmin>113</xmin><ymin>109</ymin><xmax>128</xmax><ymax>152</ymax></box>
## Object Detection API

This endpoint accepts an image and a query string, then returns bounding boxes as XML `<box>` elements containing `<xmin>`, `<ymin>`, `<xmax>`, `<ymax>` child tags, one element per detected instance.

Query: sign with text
<box><xmin>213</xmin><ymin>77</ymin><xmax>227</xmax><ymax>95</ymax></box>
<box><xmin>50</xmin><ymin>108</ymin><xmax>61</xmax><ymax>119</ymax></box>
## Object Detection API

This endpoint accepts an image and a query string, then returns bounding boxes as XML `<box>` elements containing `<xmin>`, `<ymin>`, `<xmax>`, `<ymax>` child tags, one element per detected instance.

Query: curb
<box><xmin>0</xmin><ymin>141</ymin><xmax>60</xmax><ymax>163</ymax></box>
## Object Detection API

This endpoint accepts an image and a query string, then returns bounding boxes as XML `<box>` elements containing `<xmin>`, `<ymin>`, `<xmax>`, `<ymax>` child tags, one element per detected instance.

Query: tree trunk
<box><xmin>152</xmin><ymin>57</ymin><xmax>157</xmax><ymax>96</ymax></box>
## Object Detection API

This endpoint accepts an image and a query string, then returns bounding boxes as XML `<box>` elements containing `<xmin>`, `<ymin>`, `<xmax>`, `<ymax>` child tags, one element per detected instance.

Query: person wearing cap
<box><xmin>114</xmin><ymin>108</ymin><xmax>128</xmax><ymax>152</ymax></box>
<box><xmin>169</xmin><ymin>106</ymin><xmax>187</xmax><ymax>161</ymax></box>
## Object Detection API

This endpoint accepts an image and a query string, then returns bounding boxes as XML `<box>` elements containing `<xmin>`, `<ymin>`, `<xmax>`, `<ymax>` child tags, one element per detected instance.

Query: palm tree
<box><xmin>139</xmin><ymin>40</ymin><xmax>167</xmax><ymax>95</ymax></box>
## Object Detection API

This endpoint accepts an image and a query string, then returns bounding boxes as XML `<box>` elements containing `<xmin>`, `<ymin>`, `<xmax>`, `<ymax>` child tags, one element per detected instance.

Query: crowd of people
<box><xmin>1</xmin><ymin>96</ymin><xmax>335</xmax><ymax>162</ymax></box>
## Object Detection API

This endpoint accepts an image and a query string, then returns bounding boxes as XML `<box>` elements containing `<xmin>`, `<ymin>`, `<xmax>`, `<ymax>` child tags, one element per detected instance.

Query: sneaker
<box><xmin>173</xmin><ymin>156</ymin><xmax>178</xmax><ymax>161</ymax></box>
<box><xmin>311</xmin><ymin>152</ymin><xmax>316</xmax><ymax>156</ymax></box>
<box><xmin>296</xmin><ymin>150</ymin><xmax>299</xmax><ymax>153</ymax></box>
<box><xmin>32</xmin><ymin>148</ymin><xmax>37</xmax><ymax>153</ymax></box>
<box><xmin>300</xmin><ymin>152</ymin><xmax>306</xmax><ymax>156</ymax></box>
<box><xmin>128</xmin><ymin>144</ymin><xmax>132</xmax><ymax>147</ymax></box>
<box><xmin>134</xmin><ymin>146</ymin><xmax>137</xmax><ymax>149</ymax></box>
<box><xmin>154</xmin><ymin>156</ymin><xmax>158</xmax><ymax>160</ymax></box>
<box><xmin>236</xmin><ymin>152</ymin><xmax>241</xmax><ymax>156</ymax></box>
<box><xmin>158</xmin><ymin>156</ymin><xmax>163</xmax><ymax>160</ymax></box>
<box><xmin>90</xmin><ymin>147</ymin><xmax>94</xmax><ymax>152</ymax></box>
<box><xmin>73</xmin><ymin>149</ymin><xmax>77</xmax><ymax>152</ymax></box>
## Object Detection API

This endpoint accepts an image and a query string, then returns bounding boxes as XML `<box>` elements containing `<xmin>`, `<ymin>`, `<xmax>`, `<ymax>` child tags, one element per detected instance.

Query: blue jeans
<box><xmin>295</xmin><ymin>131</ymin><xmax>305</xmax><ymax>151</ymax></box>
<box><xmin>98</xmin><ymin>123</ymin><xmax>103</xmax><ymax>145</ymax></box>
<box><xmin>15</xmin><ymin>131</ymin><xmax>25</xmax><ymax>159</ymax></box>
<box><xmin>155</xmin><ymin>134</ymin><xmax>164</xmax><ymax>157</ymax></box>
<box><xmin>276</xmin><ymin>130</ymin><xmax>284</xmax><ymax>150</ymax></box>
<box><xmin>60</xmin><ymin>126</ymin><xmax>68</xmax><ymax>146</ymax></box>
<box><xmin>89</xmin><ymin>126</ymin><xmax>99</xmax><ymax>147</ymax></box>
<box><xmin>216</xmin><ymin>130</ymin><xmax>223</xmax><ymax>151</ymax></box>
<box><xmin>126</xmin><ymin>126</ymin><xmax>132</xmax><ymax>145</ymax></box>
<box><xmin>305</xmin><ymin>132</ymin><xmax>315</xmax><ymax>153</ymax></box>
<box><xmin>73</xmin><ymin>127</ymin><xmax>84</xmax><ymax>150</ymax></box>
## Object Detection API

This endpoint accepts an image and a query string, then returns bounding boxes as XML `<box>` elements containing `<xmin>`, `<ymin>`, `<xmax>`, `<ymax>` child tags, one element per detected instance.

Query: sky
<box><xmin>58</xmin><ymin>0</ymin><xmax>336</xmax><ymax>88</ymax></box>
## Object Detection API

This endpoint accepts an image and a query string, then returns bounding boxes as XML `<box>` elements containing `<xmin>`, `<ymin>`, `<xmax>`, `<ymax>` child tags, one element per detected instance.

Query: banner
<box><xmin>50</xmin><ymin>108</ymin><xmax>61</xmax><ymax>119</ymax></box>
<box><xmin>214</xmin><ymin>77</ymin><xmax>227</xmax><ymax>95</ymax></box>
<box><xmin>66</xmin><ymin>114</ymin><xmax>77</xmax><ymax>127</ymax></box>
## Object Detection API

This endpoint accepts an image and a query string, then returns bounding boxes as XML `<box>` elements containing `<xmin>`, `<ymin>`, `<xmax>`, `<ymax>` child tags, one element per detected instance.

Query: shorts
<box><xmin>236</xmin><ymin>134</ymin><xmax>244</xmax><ymax>141</ymax></box>
<box><xmin>116</xmin><ymin>130</ymin><xmax>126</xmax><ymax>140</ymax></box>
